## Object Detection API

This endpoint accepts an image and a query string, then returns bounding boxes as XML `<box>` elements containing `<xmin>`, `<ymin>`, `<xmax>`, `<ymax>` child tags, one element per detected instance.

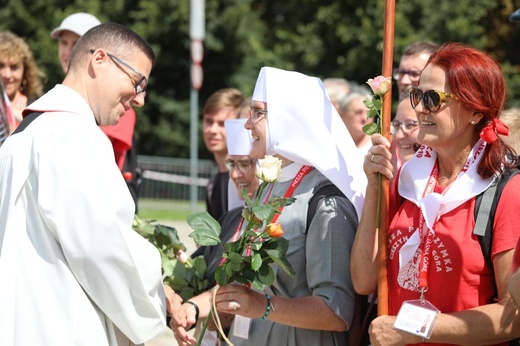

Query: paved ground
<box><xmin>146</xmin><ymin>220</ymin><xmax>197</xmax><ymax>346</ymax></box>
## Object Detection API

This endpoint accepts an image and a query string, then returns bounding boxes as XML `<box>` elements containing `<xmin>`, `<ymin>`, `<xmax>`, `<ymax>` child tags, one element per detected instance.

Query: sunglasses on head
<box><xmin>409</xmin><ymin>87</ymin><xmax>458</xmax><ymax>113</ymax></box>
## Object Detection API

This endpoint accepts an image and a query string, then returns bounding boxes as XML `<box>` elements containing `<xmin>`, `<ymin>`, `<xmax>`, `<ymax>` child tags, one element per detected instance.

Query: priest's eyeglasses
<box><xmin>90</xmin><ymin>49</ymin><xmax>148</xmax><ymax>94</ymax></box>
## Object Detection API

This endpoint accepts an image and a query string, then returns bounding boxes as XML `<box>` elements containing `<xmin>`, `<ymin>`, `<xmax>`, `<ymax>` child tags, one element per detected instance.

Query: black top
<box><xmin>205</xmin><ymin>171</ymin><xmax>229</xmax><ymax>221</ymax></box>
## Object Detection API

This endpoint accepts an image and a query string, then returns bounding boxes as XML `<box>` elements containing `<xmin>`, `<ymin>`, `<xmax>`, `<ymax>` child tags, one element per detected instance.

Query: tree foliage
<box><xmin>1</xmin><ymin>0</ymin><xmax>519</xmax><ymax>158</ymax></box>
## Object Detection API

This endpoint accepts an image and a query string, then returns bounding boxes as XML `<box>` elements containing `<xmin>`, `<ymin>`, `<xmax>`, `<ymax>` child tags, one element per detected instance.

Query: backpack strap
<box><xmin>473</xmin><ymin>166</ymin><xmax>520</xmax><ymax>296</ymax></box>
<box><xmin>305</xmin><ymin>183</ymin><xmax>345</xmax><ymax>232</ymax></box>
<box><xmin>473</xmin><ymin>167</ymin><xmax>520</xmax><ymax>256</ymax></box>
<box><xmin>12</xmin><ymin>111</ymin><xmax>43</xmax><ymax>134</ymax></box>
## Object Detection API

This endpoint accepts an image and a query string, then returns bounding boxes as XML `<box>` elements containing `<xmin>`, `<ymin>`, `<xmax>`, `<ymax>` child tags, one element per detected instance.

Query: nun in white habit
<box><xmin>172</xmin><ymin>119</ymin><xmax>261</xmax><ymax>346</ymax></box>
<box><xmin>226</xmin><ymin>118</ymin><xmax>259</xmax><ymax>210</ymax></box>
<box><xmin>214</xmin><ymin>67</ymin><xmax>367</xmax><ymax>346</ymax></box>
<box><xmin>202</xmin><ymin>118</ymin><xmax>261</xmax><ymax>284</ymax></box>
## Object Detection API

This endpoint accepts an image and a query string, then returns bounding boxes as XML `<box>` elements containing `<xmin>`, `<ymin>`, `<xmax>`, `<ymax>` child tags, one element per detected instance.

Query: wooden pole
<box><xmin>377</xmin><ymin>0</ymin><xmax>395</xmax><ymax>316</ymax></box>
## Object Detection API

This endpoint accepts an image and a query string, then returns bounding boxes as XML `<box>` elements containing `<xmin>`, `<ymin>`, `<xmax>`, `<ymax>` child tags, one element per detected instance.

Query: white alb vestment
<box><xmin>0</xmin><ymin>85</ymin><xmax>166</xmax><ymax>345</ymax></box>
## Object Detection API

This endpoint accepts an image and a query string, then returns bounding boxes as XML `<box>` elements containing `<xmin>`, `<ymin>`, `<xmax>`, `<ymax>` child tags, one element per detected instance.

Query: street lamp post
<box><xmin>189</xmin><ymin>0</ymin><xmax>205</xmax><ymax>213</ymax></box>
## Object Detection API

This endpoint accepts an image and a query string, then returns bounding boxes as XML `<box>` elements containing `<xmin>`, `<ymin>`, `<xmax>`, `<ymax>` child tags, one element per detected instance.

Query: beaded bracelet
<box><xmin>260</xmin><ymin>294</ymin><xmax>274</xmax><ymax>320</ymax></box>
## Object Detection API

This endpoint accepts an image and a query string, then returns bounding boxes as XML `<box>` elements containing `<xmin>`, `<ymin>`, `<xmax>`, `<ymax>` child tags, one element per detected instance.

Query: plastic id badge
<box><xmin>393</xmin><ymin>299</ymin><xmax>440</xmax><ymax>339</ymax></box>
<box><xmin>233</xmin><ymin>315</ymin><xmax>251</xmax><ymax>340</ymax></box>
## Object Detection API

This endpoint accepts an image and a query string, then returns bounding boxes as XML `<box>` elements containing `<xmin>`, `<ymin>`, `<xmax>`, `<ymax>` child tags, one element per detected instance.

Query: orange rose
<box><xmin>266</xmin><ymin>223</ymin><xmax>284</xmax><ymax>238</ymax></box>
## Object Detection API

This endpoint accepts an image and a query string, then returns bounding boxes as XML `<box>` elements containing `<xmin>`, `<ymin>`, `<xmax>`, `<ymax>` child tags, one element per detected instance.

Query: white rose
<box><xmin>255</xmin><ymin>155</ymin><xmax>282</xmax><ymax>183</ymax></box>
<box><xmin>175</xmin><ymin>250</ymin><xmax>190</xmax><ymax>264</ymax></box>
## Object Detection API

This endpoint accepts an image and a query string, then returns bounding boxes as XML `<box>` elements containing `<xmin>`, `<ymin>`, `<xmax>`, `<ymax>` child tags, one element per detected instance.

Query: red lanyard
<box><xmin>418</xmin><ymin>163</ymin><xmax>438</xmax><ymax>291</ymax></box>
<box><xmin>267</xmin><ymin>165</ymin><xmax>313</xmax><ymax>224</ymax></box>
<box><xmin>416</xmin><ymin>145</ymin><xmax>485</xmax><ymax>292</ymax></box>
<box><xmin>224</xmin><ymin>165</ymin><xmax>313</xmax><ymax>261</ymax></box>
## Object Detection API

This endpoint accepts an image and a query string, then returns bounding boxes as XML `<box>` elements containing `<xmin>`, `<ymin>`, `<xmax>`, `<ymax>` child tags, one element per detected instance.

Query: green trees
<box><xmin>1</xmin><ymin>0</ymin><xmax>519</xmax><ymax>158</ymax></box>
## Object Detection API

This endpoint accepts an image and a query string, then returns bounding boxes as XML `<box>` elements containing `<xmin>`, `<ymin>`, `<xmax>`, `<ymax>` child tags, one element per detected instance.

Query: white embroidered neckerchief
<box><xmin>397</xmin><ymin>139</ymin><xmax>495</xmax><ymax>267</ymax></box>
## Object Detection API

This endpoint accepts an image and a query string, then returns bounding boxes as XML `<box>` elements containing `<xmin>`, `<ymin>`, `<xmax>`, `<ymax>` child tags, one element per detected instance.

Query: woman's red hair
<box><xmin>426</xmin><ymin>42</ymin><xmax>515</xmax><ymax>178</ymax></box>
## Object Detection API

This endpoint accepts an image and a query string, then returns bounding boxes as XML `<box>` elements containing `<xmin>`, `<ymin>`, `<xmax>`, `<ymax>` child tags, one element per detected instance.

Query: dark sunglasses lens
<box><xmin>410</xmin><ymin>89</ymin><xmax>421</xmax><ymax>108</ymax></box>
<box><xmin>424</xmin><ymin>91</ymin><xmax>441</xmax><ymax>112</ymax></box>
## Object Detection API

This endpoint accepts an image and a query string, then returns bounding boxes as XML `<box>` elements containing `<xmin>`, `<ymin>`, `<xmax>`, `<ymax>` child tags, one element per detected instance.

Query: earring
<box><xmin>471</xmin><ymin>120</ymin><xmax>476</xmax><ymax>124</ymax></box>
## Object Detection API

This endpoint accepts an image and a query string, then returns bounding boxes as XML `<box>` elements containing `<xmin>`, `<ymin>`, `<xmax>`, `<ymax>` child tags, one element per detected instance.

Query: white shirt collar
<box><xmin>279</xmin><ymin>162</ymin><xmax>304</xmax><ymax>182</ymax></box>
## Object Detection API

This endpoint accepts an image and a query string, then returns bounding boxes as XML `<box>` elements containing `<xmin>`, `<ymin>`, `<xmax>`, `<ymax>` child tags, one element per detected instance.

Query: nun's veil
<box><xmin>225</xmin><ymin>118</ymin><xmax>255</xmax><ymax>211</ymax></box>
<box><xmin>252</xmin><ymin>67</ymin><xmax>367</xmax><ymax>219</ymax></box>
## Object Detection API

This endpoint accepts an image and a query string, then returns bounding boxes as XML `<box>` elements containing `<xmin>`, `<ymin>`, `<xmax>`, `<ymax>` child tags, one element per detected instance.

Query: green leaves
<box><xmin>187</xmin><ymin>212</ymin><xmax>222</xmax><ymax>246</ymax></box>
<box><xmin>251</xmin><ymin>252</ymin><xmax>263</xmax><ymax>271</ymax></box>
<box><xmin>264</xmin><ymin>237</ymin><xmax>296</xmax><ymax>278</ymax></box>
<box><xmin>163</xmin><ymin>255</ymin><xmax>209</xmax><ymax>301</ymax></box>
<box><xmin>363</xmin><ymin>122</ymin><xmax>380</xmax><ymax>136</ymax></box>
<box><xmin>187</xmin><ymin>160</ymin><xmax>296</xmax><ymax>297</ymax></box>
<box><xmin>132</xmin><ymin>216</ymin><xmax>209</xmax><ymax>302</ymax></box>
<box><xmin>154</xmin><ymin>224</ymin><xmax>185</xmax><ymax>253</ymax></box>
<box><xmin>211</xmin><ymin>227</ymin><xmax>294</xmax><ymax>289</ymax></box>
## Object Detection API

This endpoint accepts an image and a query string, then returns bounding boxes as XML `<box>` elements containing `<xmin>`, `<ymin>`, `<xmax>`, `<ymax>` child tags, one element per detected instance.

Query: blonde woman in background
<box><xmin>0</xmin><ymin>31</ymin><xmax>44</xmax><ymax>128</ymax></box>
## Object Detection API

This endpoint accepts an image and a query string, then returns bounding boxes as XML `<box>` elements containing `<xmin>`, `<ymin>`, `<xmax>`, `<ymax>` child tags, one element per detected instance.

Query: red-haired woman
<box><xmin>352</xmin><ymin>42</ymin><xmax>520</xmax><ymax>345</ymax></box>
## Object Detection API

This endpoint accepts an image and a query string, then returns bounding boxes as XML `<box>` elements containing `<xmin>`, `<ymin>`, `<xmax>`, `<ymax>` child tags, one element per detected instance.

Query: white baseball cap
<box><xmin>50</xmin><ymin>12</ymin><xmax>101</xmax><ymax>39</ymax></box>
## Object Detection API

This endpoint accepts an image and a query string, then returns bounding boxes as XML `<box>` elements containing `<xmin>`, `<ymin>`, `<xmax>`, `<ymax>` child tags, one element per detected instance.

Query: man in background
<box><xmin>393</xmin><ymin>40</ymin><xmax>438</xmax><ymax>96</ymax></box>
<box><xmin>202</xmin><ymin>88</ymin><xmax>245</xmax><ymax>221</ymax></box>
<box><xmin>51</xmin><ymin>12</ymin><xmax>141</xmax><ymax>211</ymax></box>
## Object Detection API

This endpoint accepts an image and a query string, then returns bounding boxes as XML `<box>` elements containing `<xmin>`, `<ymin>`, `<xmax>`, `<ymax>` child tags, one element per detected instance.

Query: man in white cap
<box><xmin>51</xmin><ymin>12</ymin><xmax>141</xmax><ymax>212</ymax></box>
<box><xmin>51</xmin><ymin>12</ymin><xmax>101</xmax><ymax>73</ymax></box>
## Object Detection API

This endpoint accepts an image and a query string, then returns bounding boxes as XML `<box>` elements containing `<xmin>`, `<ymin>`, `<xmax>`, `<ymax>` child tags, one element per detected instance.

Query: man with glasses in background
<box><xmin>51</xmin><ymin>13</ymin><xmax>142</xmax><ymax>212</ymax></box>
<box><xmin>0</xmin><ymin>23</ymin><xmax>181</xmax><ymax>345</ymax></box>
<box><xmin>393</xmin><ymin>41</ymin><xmax>439</xmax><ymax>97</ymax></box>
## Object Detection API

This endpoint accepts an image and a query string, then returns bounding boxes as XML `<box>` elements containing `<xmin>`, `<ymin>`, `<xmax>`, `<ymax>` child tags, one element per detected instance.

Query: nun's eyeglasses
<box><xmin>225</xmin><ymin>159</ymin><xmax>255</xmax><ymax>172</ymax></box>
<box><xmin>249</xmin><ymin>107</ymin><xmax>268</xmax><ymax>122</ymax></box>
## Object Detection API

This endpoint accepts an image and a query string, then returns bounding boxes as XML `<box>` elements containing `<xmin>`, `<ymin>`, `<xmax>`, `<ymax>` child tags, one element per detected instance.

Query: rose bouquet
<box><xmin>132</xmin><ymin>216</ymin><xmax>209</xmax><ymax>301</ymax></box>
<box><xmin>187</xmin><ymin>155</ymin><xmax>296</xmax><ymax>344</ymax></box>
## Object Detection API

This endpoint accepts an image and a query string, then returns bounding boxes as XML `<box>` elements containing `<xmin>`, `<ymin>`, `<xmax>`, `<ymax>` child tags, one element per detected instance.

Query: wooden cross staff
<box><xmin>377</xmin><ymin>0</ymin><xmax>395</xmax><ymax>316</ymax></box>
